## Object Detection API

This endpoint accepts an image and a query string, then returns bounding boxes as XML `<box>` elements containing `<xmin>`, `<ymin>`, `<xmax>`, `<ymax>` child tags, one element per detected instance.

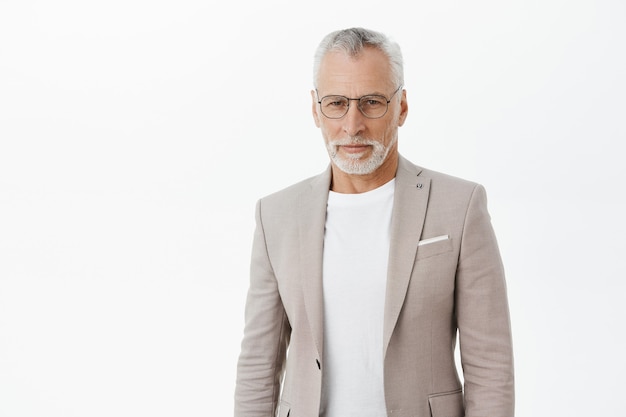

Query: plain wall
<box><xmin>1</xmin><ymin>1</ymin><xmax>625</xmax><ymax>415</ymax></box>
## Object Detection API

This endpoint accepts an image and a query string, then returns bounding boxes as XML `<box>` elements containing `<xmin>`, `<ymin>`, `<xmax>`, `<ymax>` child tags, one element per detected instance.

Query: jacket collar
<box><xmin>383</xmin><ymin>155</ymin><xmax>429</xmax><ymax>358</ymax></box>
<box><xmin>296</xmin><ymin>156</ymin><xmax>430</xmax><ymax>360</ymax></box>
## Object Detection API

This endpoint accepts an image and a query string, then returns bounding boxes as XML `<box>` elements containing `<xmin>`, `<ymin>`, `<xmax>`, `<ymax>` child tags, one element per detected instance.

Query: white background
<box><xmin>1</xmin><ymin>0</ymin><xmax>625</xmax><ymax>416</ymax></box>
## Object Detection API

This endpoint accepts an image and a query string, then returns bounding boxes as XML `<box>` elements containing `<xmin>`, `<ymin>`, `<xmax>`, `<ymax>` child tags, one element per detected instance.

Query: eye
<box><xmin>323</xmin><ymin>96</ymin><xmax>348</xmax><ymax>107</ymax></box>
<box><xmin>361</xmin><ymin>96</ymin><xmax>386</xmax><ymax>107</ymax></box>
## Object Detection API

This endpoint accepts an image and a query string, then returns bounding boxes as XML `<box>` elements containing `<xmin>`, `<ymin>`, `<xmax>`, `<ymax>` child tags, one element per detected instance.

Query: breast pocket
<box><xmin>428</xmin><ymin>389</ymin><xmax>464</xmax><ymax>417</ymax></box>
<box><xmin>416</xmin><ymin>235</ymin><xmax>453</xmax><ymax>260</ymax></box>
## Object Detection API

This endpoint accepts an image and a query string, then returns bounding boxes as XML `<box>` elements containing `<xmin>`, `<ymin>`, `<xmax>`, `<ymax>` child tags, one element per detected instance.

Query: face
<box><xmin>311</xmin><ymin>47</ymin><xmax>408</xmax><ymax>176</ymax></box>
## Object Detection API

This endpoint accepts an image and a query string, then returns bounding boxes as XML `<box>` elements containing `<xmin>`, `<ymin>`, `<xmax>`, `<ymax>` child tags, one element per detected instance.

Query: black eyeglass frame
<box><xmin>316</xmin><ymin>85</ymin><xmax>403</xmax><ymax>119</ymax></box>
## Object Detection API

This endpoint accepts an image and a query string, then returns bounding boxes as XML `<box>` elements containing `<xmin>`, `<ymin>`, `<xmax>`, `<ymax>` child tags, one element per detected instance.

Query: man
<box><xmin>234</xmin><ymin>27</ymin><xmax>514</xmax><ymax>417</ymax></box>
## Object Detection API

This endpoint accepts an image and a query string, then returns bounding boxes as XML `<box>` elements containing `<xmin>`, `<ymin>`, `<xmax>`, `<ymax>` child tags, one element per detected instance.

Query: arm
<box><xmin>234</xmin><ymin>200</ymin><xmax>291</xmax><ymax>417</ymax></box>
<box><xmin>456</xmin><ymin>185</ymin><xmax>515</xmax><ymax>416</ymax></box>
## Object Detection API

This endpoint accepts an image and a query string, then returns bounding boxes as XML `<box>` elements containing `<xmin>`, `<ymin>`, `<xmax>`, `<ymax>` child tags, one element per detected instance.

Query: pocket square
<box><xmin>417</xmin><ymin>234</ymin><xmax>449</xmax><ymax>246</ymax></box>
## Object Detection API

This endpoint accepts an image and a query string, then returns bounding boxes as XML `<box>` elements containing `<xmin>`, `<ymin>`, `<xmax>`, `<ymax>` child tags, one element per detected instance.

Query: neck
<box><xmin>330</xmin><ymin>152</ymin><xmax>398</xmax><ymax>194</ymax></box>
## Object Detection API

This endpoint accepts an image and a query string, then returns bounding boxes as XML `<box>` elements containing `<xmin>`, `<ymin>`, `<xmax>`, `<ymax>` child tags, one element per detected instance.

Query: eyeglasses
<box><xmin>316</xmin><ymin>85</ymin><xmax>403</xmax><ymax>119</ymax></box>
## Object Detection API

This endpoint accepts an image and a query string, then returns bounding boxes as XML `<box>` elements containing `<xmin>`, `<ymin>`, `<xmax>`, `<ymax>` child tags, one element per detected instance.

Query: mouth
<box><xmin>339</xmin><ymin>144</ymin><xmax>370</xmax><ymax>154</ymax></box>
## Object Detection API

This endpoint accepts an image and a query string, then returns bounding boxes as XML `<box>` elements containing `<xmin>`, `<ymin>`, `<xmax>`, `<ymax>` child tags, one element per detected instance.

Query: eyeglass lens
<box><xmin>320</xmin><ymin>95</ymin><xmax>389</xmax><ymax>119</ymax></box>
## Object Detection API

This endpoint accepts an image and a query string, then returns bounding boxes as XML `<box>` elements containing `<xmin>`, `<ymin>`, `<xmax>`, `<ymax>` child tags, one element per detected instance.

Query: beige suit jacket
<box><xmin>235</xmin><ymin>156</ymin><xmax>514</xmax><ymax>417</ymax></box>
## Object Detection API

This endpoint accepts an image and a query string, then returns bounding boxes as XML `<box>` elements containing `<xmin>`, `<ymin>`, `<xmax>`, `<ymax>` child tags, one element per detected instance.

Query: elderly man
<box><xmin>234</xmin><ymin>27</ymin><xmax>514</xmax><ymax>417</ymax></box>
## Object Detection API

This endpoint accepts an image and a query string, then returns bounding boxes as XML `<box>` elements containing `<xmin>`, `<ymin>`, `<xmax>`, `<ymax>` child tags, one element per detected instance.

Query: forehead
<box><xmin>317</xmin><ymin>47</ymin><xmax>394</xmax><ymax>96</ymax></box>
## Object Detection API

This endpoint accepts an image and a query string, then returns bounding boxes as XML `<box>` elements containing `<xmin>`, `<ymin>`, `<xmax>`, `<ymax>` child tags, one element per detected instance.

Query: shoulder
<box><xmin>397</xmin><ymin>155</ymin><xmax>490</xmax><ymax>218</ymax></box>
<box><xmin>421</xmin><ymin>167</ymin><xmax>480</xmax><ymax>195</ymax></box>
<box><xmin>398</xmin><ymin>155</ymin><xmax>481</xmax><ymax>195</ymax></box>
<box><xmin>260</xmin><ymin>170</ymin><xmax>326</xmax><ymax>202</ymax></box>
<box><xmin>256</xmin><ymin>165</ymin><xmax>331</xmax><ymax>213</ymax></box>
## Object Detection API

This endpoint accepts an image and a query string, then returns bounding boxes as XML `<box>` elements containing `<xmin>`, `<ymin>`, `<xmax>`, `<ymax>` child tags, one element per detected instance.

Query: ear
<box><xmin>311</xmin><ymin>90</ymin><xmax>321</xmax><ymax>128</ymax></box>
<box><xmin>397</xmin><ymin>89</ymin><xmax>408</xmax><ymax>127</ymax></box>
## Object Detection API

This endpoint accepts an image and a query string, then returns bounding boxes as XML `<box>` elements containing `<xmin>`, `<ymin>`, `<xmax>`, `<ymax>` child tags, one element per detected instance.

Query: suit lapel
<box><xmin>383</xmin><ymin>156</ymin><xmax>430</xmax><ymax>358</ymax></box>
<box><xmin>298</xmin><ymin>166</ymin><xmax>332</xmax><ymax>360</ymax></box>
<box><xmin>295</xmin><ymin>158</ymin><xmax>429</xmax><ymax>361</ymax></box>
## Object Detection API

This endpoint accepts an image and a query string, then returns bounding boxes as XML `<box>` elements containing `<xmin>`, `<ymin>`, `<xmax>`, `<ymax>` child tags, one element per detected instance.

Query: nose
<box><xmin>342</xmin><ymin>101</ymin><xmax>366</xmax><ymax>137</ymax></box>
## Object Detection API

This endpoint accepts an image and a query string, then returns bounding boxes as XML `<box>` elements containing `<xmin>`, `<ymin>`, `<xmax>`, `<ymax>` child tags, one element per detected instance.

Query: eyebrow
<box><xmin>321</xmin><ymin>91</ymin><xmax>389</xmax><ymax>98</ymax></box>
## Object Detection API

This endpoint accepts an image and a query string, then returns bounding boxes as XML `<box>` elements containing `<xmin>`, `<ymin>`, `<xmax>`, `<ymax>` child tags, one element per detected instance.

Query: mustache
<box><xmin>329</xmin><ymin>136</ymin><xmax>377</xmax><ymax>146</ymax></box>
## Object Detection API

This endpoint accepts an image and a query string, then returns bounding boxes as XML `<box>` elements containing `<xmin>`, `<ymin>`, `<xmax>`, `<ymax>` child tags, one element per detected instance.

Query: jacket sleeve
<box><xmin>455</xmin><ymin>184</ymin><xmax>515</xmax><ymax>416</ymax></box>
<box><xmin>234</xmin><ymin>199</ymin><xmax>291</xmax><ymax>417</ymax></box>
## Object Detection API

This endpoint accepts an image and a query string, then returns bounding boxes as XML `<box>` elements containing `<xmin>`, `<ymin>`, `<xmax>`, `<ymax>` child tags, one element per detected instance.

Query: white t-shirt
<box><xmin>320</xmin><ymin>179</ymin><xmax>395</xmax><ymax>417</ymax></box>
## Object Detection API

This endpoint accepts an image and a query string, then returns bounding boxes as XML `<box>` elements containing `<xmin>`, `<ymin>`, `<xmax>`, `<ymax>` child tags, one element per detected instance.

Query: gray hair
<box><xmin>313</xmin><ymin>27</ymin><xmax>404</xmax><ymax>90</ymax></box>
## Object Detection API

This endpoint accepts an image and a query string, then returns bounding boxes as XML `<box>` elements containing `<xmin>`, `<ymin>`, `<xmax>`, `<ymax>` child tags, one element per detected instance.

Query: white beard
<box><xmin>326</xmin><ymin>135</ymin><xmax>397</xmax><ymax>175</ymax></box>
